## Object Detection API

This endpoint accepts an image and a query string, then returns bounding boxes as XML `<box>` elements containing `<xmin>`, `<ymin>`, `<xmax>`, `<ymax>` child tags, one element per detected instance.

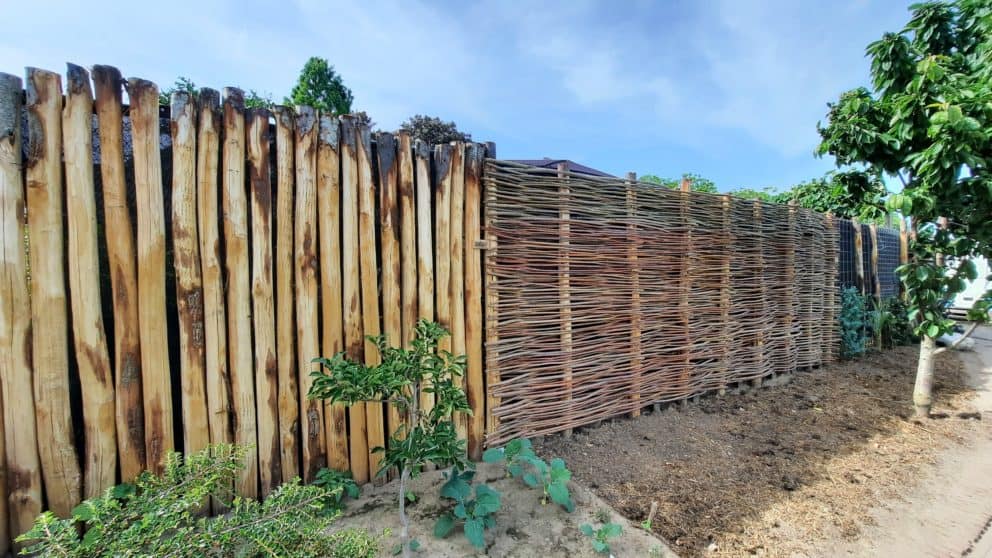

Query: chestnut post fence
<box><xmin>0</xmin><ymin>63</ymin><xmax>904</xmax><ymax>550</ymax></box>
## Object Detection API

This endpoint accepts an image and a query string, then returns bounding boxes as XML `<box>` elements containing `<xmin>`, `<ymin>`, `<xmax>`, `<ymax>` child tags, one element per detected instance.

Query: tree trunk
<box><xmin>399</xmin><ymin>465</ymin><xmax>411</xmax><ymax>558</ymax></box>
<box><xmin>913</xmin><ymin>335</ymin><xmax>937</xmax><ymax>418</ymax></box>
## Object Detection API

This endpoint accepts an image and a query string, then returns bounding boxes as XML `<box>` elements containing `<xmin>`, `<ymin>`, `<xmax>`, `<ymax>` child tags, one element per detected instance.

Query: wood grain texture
<box><xmin>26</xmin><ymin>67</ymin><xmax>82</xmax><ymax>514</ymax></box>
<box><xmin>248</xmin><ymin>108</ymin><xmax>280</xmax><ymax>496</ymax></box>
<box><xmin>449</xmin><ymin>143</ymin><xmax>467</xmax><ymax>442</ymax></box>
<box><xmin>170</xmin><ymin>91</ymin><xmax>210</xmax><ymax>462</ymax></box>
<box><xmin>376</xmin><ymin>132</ymin><xmax>403</xmax><ymax>447</ymax></box>
<box><xmin>64</xmin><ymin>64</ymin><xmax>117</xmax><ymax>499</ymax></box>
<box><xmin>92</xmin><ymin>65</ymin><xmax>145</xmax><ymax>482</ymax></box>
<box><xmin>356</xmin><ymin>125</ymin><xmax>385</xmax><ymax>483</ymax></box>
<box><xmin>0</xmin><ymin>71</ymin><xmax>39</xmax><ymax>547</ymax></box>
<box><xmin>463</xmin><ymin>144</ymin><xmax>485</xmax><ymax>458</ymax></box>
<box><xmin>434</xmin><ymin>145</ymin><xmax>453</xmax><ymax>356</ymax></box>
<box><xmin>339</xmin><ymin>116</ymin><xmax>368</xmax><ymax>484</ymax></box>
<box><xmin>414</xmin><ymin>141</ymin><xmax>436</xmax><ymax>417</ymax></box>
<box><xmin>222</xmin><ymin>88</ymin><xmax>258</xmax><ymax>498</ymax></box>
<box><xmin>398</xmin><ymin>133</ymin><xmax>418</xmax><ymax>347</ymax></box>
<box><xmin>129</xmin><ymin>77</ymin><xmax>173</xmax><ymax>475</ymax></box>
<box><xmin>272</xmin><ymin>107</ymin><xmax>299</xmax><ymax>482</ymax></box>
<box><xmin>483</xmin><ymin>153</ymin><xmax>499</xmax><ymax>437</ymax></box>
<box><xmin>295</xmin><ymin>106</ymin><xmax>327</xmax><ymax>482</ymax></box>
<box><xmin>196</xmin><ymin>89</ymin><xmax>233</xmax><ymax>485</ymax></box>
<box><xmin>317</xmin><ymin>114</ymin><xmax>348</xmax><ymax>473</ymax></box>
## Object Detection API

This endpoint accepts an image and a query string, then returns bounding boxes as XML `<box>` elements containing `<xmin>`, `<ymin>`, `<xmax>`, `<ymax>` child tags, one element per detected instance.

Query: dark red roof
<box><xmin>505</xmin><ymin>158</ymin><xmax>614</xmax><ymax>178</ymax></box>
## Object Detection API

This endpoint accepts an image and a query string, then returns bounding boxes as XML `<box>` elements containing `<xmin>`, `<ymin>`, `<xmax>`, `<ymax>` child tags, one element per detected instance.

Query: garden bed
<box><xmin>535</xmin><ymin>346</ymin><xmax>984</xmax><ymax>557</ymax></box>
<box><xmin>332</xmin><ymin>461</ymin><xmax>676</xmax><ymax>557</ymax></box>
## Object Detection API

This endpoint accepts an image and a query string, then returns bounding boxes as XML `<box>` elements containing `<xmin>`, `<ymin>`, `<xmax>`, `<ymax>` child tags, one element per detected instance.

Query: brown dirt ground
<box><xmin>536</xmin><ymin>346</ymin><xmax>986</xmax><ymax>557</ymax></box>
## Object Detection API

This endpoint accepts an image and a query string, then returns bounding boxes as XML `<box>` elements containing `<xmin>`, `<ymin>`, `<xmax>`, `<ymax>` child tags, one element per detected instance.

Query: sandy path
<box><xmin>819</xmin><ymin>328</ymin><xmax>992</xmax><ymax>558</ymax></box>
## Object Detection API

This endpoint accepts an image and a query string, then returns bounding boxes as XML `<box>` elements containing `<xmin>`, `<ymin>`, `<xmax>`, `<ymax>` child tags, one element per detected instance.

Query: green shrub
<box><xmin>840</xmin><ymin>287</ymin><xmax>872</xmax><ymax>358</ymax></box>
<box><xmin>483</xmin><ymin>438</ymin><xmax>575</xmax><ymax>512</ymax></box>
<box><xmin>16</xmin><ymin>444</ymin><xmax>380</xmax><ymax>557</ymax></box>
<box><xmin>433</xmin><ymin>468</ymin><xmax>502</xmax><ymax>549</ymax></box>
<box><xmin>876</xmin><ymin>296</ymin><xmax>917</xmax><ymax>348</ymax></box>
<box><xmin>580</xmin><ymin>522</ymin><xmax>622</xmax><ymax>554</ymax></box>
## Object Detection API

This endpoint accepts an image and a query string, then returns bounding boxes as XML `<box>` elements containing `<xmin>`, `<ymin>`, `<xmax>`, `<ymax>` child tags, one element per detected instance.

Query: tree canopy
<box><xmin>640</xmin><ymin>173</ymin><xmax>718</xmax><ymax>193</ymax></box>
<box><xmin>816</xmin><ymin>0</ymin><xmax>992</xmax><ymax>416</ymax></box>
<box><xmin>285</xmin><ymin>57</ymin><xmax>354</xmax><ymax>114</ymax></box>
<box><xmin>399</xmin><ymin>114</ymin><xmax>471</xmax><ymax>145</ymax></box>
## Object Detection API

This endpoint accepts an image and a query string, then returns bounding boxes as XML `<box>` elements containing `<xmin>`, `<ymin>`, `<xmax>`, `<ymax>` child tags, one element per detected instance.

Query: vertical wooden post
<box><xmin>415</xmin><ymin>140</ymin><xmax>435</xmax><ymax>417</ymax></box>
<box><xmin>196</xmin><ymin>89</ymin><xmax>233</xmax><ymax>492</ymax></box>
<box><xmin>295</xmin><ymin>107</ymin><xmax>326</xmax><ymax>482</ymax></box>
<box><xmin>483</xmin><ymin>149</ymin><xmax>500</xmax><ymax>438</ymax></box>
<box><xmin>718</xmin><ymin>195</ymin><xmax>732</xmax><ymax>395</ymax></box>
<box><xmin>129</xmin><ymin>77</ymin><xmax>173</xmax><ymax>477</ymax></box>
<box><xmin>852</xmin><ymin>218</ymin><xmax>865</xmax><ymax>295</ymax></box>
<box><xmin>625</xmin><ymin>171</ymin><xmax>642</xmax><ymax>417</ymax></box>
<box><xmin>399</xmin><ymin>133</ymin><xmax>418</xmax><ymax>348</ymax></box>
<box><xmin>1</xmin><ymin>71</ymin><xmax>41</xmax><ymax>545</ymax></box>
<box><xmin>92</xmin><ymin>65</ymin><xmax>145</xmax><ymax>482</ymax></box>
<box><xmin>752</xmin><ymin>200</ymin><xmax>766</xmax><ymax>387</ymax></box>
<box><xmin>785</xmin><ymin>200</ymin><xmax>798</xmax><ymax>368</ymax></box>
<box><xmin>356</xmin><ymin>124</ymin><xmax>385</xmax><ymax>483</ymax></box>
<box><xmin>435</xmin><ymin>145</ymin><xmax>453</xmax><ymax>355</ymax></box>
<box><xmin>248</xmin><ymin>108</ymin><xmax>281</xmax><ymax>496</ymax></box>
<box><xmin>679</xmin><ymin>183</ymin><xmax>693</xmax><ymax>399</ymax></box>
<box><xmin>824</xmin><ymin>213</ymin><xmax>839</xmax><ymax>362</ymax></box>
<box><xmin>558</xmin><ymin>162</ymin><xmax>573</xmax><ymax>437</ymax></box>
<box><xmin>340</xmin><ymin>116</ymin><xmax>368</xmax><ymax>484</ymax></box>
<box><xmin>464</xmin><ymin>144</ymin><xmax>485</xmax><ymax>458</ymax></box>
<box><xmin>272</xmin><ymin>107</ymin><xmax>299</xmax><ymax>482</ymax></box>
<box><xmin>449</xmin><ymin>143</ymin><xmax>468</xmax><ymax>443</ymax></box>
<box><xmin>869</xmin><ymin>223</ymin><xmax>881</xmax><ymax>303</ymax></box>
<box><xmin>64</xmin><ymin>64</ymin><xmax>117</xmax><ymax>499</ymax></box>
<box><xmin>170</xmin><ymin>91</ymin><xmax>210</xmax><ymax>463</ymax></box>
<box><xmin>317</xmin><ymin>115</ymin><xmax>348</xmax><ymax>473</ymax></box>
<box><xmin>221</xmin><ymin>88</ymin><xmax>258</xmax><ymax>498</ymax></box>
<box><xmin>377</xmin><ymin>132</ymin><xmax>403</xmax><ymax>450</ymax></box>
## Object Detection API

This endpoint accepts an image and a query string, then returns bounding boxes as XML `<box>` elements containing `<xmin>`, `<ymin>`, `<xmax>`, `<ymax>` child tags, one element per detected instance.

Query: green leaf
<box><xmin>916</xmin><ymin>266</ymin><xmax>930</xmax><ymax>281</ymax></box>
<box><xmin>454</xmin><ymin>503</ymin><xmax>467</xmax><ymax>519</ymax></box>
<box><xmin>602</xmin><ymin>523</ymin><xmax>623</xmax><ymax>537</ymax></box>
<box><xmin>474</xmin><ymin>485</ymin><xmax>501</xmax><ymax>516</ymax></box>
<box><xmin>464</xmin><ymin>518</ymin><xmax>485</xmax><ymax>549</ymax></box>
<box><xmin>926</xmin><ymin>323</ymin><xmax>940</xmax><ymax>338</ymax></box>
<box><xmin>410</xmin><ymin>539</ymin><xmax>421</xmax><ymax>551</ymax></box>
<box><xmin>434</xmin><ymin>514</ymin><xmax>455</xmax><ymax>538</ymax></box>
<box><xmin>482</xmin><ymin>448</ymin><xmax>504</xmax><ymax>463</ymax></box>
<box><xmin>522</xmin><ymin>473</ymin><xmax>539</xmax><ymax>488</ymax></box>
<box><xmin>580</xmin><ymin>524</ymin><xmax>595</xmax><ymax>537</ymax></box>
<box><xmin>593</xmin><ymin>540</ymin><xmax>609</xmax><ymax>553</ymax></box>
<box><xmin>72</xmin><ymin>502</ymin><xmax>96</xmax><ymax>522</ymax></box>
<box><xmin>548</xmin><ymin>480</ymin><xmax>572</xmax><ymax>509</ymax></box>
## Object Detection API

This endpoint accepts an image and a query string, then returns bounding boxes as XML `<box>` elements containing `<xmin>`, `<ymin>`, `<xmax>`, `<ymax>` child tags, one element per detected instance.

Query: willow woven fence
<box><xmin>483</xmin><ymin>160</ymin><xmax>843</xmax><ymax>444</ymax></box>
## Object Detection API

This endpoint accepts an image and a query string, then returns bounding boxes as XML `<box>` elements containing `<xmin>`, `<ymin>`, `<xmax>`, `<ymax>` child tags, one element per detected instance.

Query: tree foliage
<box><xmin>816</xmin><ymin>0</ymin><xmax>992</xmax><ymax>415</ymax></box>
<box><xmin>399</xmin><ymin>114</ymin><xmax>471</xmax><ymax>145</ymax></box>
<box><xmin>285</xmin><ymin>57</ymin><xmax>354</xmax><ymax>114</ymax></box>
<box><xmin>157</xmin><ymin>76</ymin><xmax>273</xmax><ymax>108</ymax></box>
<box><xmin>640</xmin><ymin>172</ymin><xmax>718</xmax><ymax>193</ymax></box>
<box><xmin>817</xmin><ymin>0</ymin><xmax>992</xmax><ymax>335</ymax></box>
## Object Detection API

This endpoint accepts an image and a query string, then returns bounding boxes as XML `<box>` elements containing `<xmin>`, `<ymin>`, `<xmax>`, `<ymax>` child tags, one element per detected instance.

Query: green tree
<box><xmin>639</xmin><ymin>172</ymin><xmax>718</xmax><ymax>193</ymax></box>
<box><xmin>286</xmin><ymin>57</ymin><xmax>354</xmax><ymax>114</ymax></box>
<box><xmin>158</xmin><ymin>76</ymin><xmax>196</xmax><ymax>105</ymax></box>
<box><xmin>784</xmin><ymin>171</ymin><xmax>889</xmax><ymax>220</ymax></box>
<box><xmin>399</xmin><ymin>114</ymin><xmax>471</xmax><ymax>145</ymax></box>
<box><xmin>727</xmin><ymin>186</ymin><xmax>783</xmax><ymax>203</ymax></box>
<box><xmin>817</xmin><ymin>0</ymin><xmax>992</xmax><ymax>417</ymax></box>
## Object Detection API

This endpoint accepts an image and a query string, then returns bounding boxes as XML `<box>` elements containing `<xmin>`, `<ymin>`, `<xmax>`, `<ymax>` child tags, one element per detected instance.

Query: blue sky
<box><xmin>1</xmin><ymin>0</ymin><xmax>912</xmax><ymax>192</ymax></box>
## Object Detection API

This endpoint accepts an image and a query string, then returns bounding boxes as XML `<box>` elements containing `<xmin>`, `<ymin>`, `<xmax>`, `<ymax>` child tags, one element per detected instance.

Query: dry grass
<box><xmin>536</xmin><ymin>346</ymin><xmax>983</xmax><ymax>557</ymax></box>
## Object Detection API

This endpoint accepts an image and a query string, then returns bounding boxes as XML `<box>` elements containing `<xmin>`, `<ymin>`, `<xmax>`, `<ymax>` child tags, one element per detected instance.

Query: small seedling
<box><xmin>640</xmin><ymin>500</ymin><xmax>659</xmax><ymax>531</ymax></box>
<box><xmin>580</xmin><ymin>522</ymin><xmax>622</xmax><ymax>555</ymax></box>
<box><xmin>434</xmin><ymin>468</ymin><xmax>502</xmax><ymax>549</ymax></box>
<box><xmin>483</xmin><ymin>438</ymin><xmax>575</xmax><ymax>512</ymax></box>
<box><xmin>312</xmin><ymin>467</ymin><xmax>361</xmax><ymax>512</ymax></box>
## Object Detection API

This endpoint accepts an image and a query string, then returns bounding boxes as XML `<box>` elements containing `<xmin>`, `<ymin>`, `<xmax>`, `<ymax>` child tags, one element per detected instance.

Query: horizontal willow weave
<box><xmin>484</xmin><ymin>160</ymin><xmax>840</xmax><ymax>444</ymax></box>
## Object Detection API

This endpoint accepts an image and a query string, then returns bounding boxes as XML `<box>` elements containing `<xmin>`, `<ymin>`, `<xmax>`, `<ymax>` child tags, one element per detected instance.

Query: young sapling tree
<box><xmin>309</xmin><ymin>319</ymin><xmax>471</xmax><ymax>557</ymax></box>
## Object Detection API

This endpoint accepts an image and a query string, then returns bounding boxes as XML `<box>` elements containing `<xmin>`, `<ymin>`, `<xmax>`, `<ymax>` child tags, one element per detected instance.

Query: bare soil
<box><xmin>536</xmin><ymin>345</ymin><xmax>987</xmax><ymax>557</ymax></box>
<box><xmin>332</xmin><ymin>461</ymin><xmax>676</xmax><ymax>557</ymax></box>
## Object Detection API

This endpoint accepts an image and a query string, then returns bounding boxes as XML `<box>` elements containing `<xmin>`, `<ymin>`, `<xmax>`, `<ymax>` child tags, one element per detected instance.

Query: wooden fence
<box><xmin>0</xmin><ymin>64</ymin><xmax>903</xmax><ymax>551</ymax></box>
<box><xmin>0</xmin><ymin>64</ymin><xmax>491</xmax><ymax>551</ymax></box>
<box><xmin>482</xmin><ymin>161</ymin><xmax>842</xmax><ymax>444</ymax></box>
